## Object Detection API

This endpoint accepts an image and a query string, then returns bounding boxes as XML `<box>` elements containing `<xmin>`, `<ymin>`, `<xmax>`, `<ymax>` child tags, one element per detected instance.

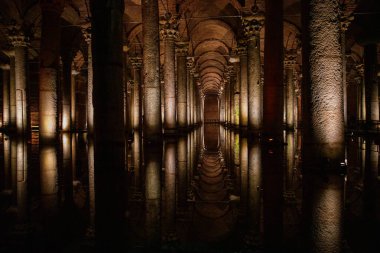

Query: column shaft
<box><xmin>364</xmin><ymin>44</ymin><xmax>379</xmax><ymax>126</ymax></box>
<box><xmin>239</xmin><ymin>46</ymin><xmax>248</xmax><ymax>127</ymax></box>
<box><xmin>2</xmin><ymin>66</ymin><xmax>10</xmax><ymax>127</ymax></box>
<box><xmin>143</xmin><ymin>0</ymin><xmax>161</xmax><ymax>140</ymax></box>
<box><xmin>61</xmin><ymin>56</ymin><xmax>72</xmax><ymax>132</ymax></box>
<box><xmin>10</xmin><ymin>56</ymin><xmax>16</xmax><ymax>129</ymax></box>
<box><xmin>176</xmin><ymin>45</ymin><xmax>188</xmax><ymax>128</ymax></box>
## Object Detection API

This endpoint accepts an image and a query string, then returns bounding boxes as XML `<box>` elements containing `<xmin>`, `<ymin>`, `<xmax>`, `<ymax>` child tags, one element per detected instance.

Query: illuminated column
<box><xmin>238</xmin><ymin>42</ymin><xmax>248</xmax><ymax>128</ymax></box>
<box><xmin>234</xmin><ymin>63</ymin><xmax>240</xmax><ymax>126</ymax></box>
<box><xmin>83</xmin><ymin>28</ymin><xmax>93</xmax><ymax>135</ymax></box>
<box><xmin>176</xmin><ymin>42</ymin><xmax>188</xmax><ymax>129</ymax></box>
<box><xmin>39</xmin><ymin>0</ymin><xmax>63</xmax><ymax>142</ymax></box>
<box><xmin>305</xmin><ymin>0</ymin><xmax>345</xmax><ymax>161</ymax></box>
<box><xmin>242</xmin><ymin>12</ymin><xmax>264</xmax><ymax>132</ymax></box>
<box><xmin>142</xmin><ymin>0</ymin><xmax>161</xmax><ymax>140</ymax></box>
<box><xmin>219</xmin><ymin>91</ymin><xmax>225</xmax><ymax>123</ymax></box>
<box><xmin>224</xmin><ymin>76</ymin><xmax>230</xmax><ymax>124</ymax></box>
<box><xmin>228</xmin><ymin>66</ymin><xmax>235</xmax><ymax>126</ymax></box>
<box><xmin>71</xmin><ymin>69</ymin><xmax>78</xmax><ymax>130</ymax></box>
<box><xmin>355</xmin><ymin>63</ymin><xmax>365</xmax><ymax>122</ymax></box>
<box><xmin>61</xmin><ymin>54</ymin><xmax>73</xmax><ymax>132</ymax></box>
<box><xmin>62</xmin><ymin>133</ymin><xmax>73</xmax><ymax>204</ymax></box>
<box><xmin>16</xmin><ymin>137</ymin><xmax>28</xmax><ymax>224</ymax></box>
<box><xmin>1</xmin><ymin>64</ymin><xmax>10</xmax><ymax>128</ymax></box>
<box><xmin>364</xmin><ymin>44</ymin><xmax>379</xmax><ymax>127</ymax></box>
<box><xmin>340</xmin><ymin>13</ymin><xmax>353</xmax><ymax>127</ymax></box>
<box><xmin>284</xmin><ymin>132</ymin><xmax>296</xmax><ymax>201</ymax></box>
<box><xmin>187</xmin><ymin>60</ymin><xmax>194</xmax><ymax>126</ymax></box>
<box><xmin>4</xmin><ymin>50</ymin><xmax>16</xmax><ymax>130</ymax></box>
<box><xmin>132</xmin><ymin>131</ymin><xmax>142</xmax><ymax>195</ymax></box>
<box><xmin>91</xmin><ymin>0</ymin><xmax>126</xmax><ymax>251</ymax></box>
<box><xmin>9</xmin><ymin>28</ymin><xmax>29</xmax><ymax>134</ymax></box>
<box><xmin>284</xmin><ymin>52</ymin><xmax>297</xmax><ymax>130</ymax></box>
<box><xmin>160</xmin><ymin>13</ymin><xmax>178</xmax><ymax>132</ymax></box>
<box><xmin>130</xmin><ymin>57</ymin><xmax>142</xmax><ymax>129</ymax></box>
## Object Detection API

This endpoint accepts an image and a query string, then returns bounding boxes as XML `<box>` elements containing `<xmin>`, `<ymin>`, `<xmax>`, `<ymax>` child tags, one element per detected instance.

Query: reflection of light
<box><xmin>40</xmin><ymin>146</ymin><xmax>58</xmax><ymax>195</ymax></box>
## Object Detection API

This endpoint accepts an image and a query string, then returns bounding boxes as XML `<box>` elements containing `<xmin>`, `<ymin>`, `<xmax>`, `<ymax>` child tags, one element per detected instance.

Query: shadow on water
<box><xmin>0</xmin><ymin>126</ymin><xmax>379</xmax><ymax>252</ymax></box>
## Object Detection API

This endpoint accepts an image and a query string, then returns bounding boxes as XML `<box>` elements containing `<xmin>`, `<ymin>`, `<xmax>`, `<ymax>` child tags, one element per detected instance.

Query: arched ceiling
<box><xmin>1</xmin><ymin>0</ymin><xmax>373</xmax><ymax>95</ymax></box>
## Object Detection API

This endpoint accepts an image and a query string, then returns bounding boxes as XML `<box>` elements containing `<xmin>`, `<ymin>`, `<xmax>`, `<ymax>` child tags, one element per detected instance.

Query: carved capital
<box><xmin>284</xmin><ymin>51</ymin><xmax>297</xmax><ymax>68</ymax></box>
<box><xmin>339</xmin><ymin>13</ymin><xmax>354</xmax><ymax>32</ymax></box>
<box><xmin>175</xmin><ymin>42</ymin><xmax>189</xmax><ymax>56</ymax></box>
<box><xmin>242</xmin><ymin>12</ymin><xmax>264</xmax><ymax>39</ymax></box>
<box><xmin>130</xmin><ymin>57</ymin><xmax>142</xmax><ymax>69</ymax></box>
<box><xmin>160</xmin><ymin>13</ymin><xmax>179</xmax><ymax>40</ymax></box>
<box><xmin>186</xmin><ymin>57</ymin><xmax>194</xmax><ymax>70</ymax></box>
<box><xmin>355</xmin><ymin>63</ymin><xmax>364</xmax><ymax>77</ymax></box>
<box><xmin>82</xmin><ymin>27</ymin><xmax>91</xmax><ymax>44</ymax></box>
<box><xmin>8</xmin><ymin>26</ymin><xmax>30</xmax><ymax>47</ymax></box>
<box><xmin>237</xmin><ymin>41</ymin><xmax>247</xmax><ymax>56</ymax></box>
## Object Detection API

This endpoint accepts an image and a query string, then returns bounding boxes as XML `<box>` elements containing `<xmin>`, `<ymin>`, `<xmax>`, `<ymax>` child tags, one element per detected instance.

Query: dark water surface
<box><xmin>0</xmin><ymin>125</ymin><xmax>379</xmax><ymax>252</ymax></box>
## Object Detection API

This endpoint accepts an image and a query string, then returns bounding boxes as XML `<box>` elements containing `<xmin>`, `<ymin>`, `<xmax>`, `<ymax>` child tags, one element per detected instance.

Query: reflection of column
<box><xmin>363</xmin><ymin>138</ymin><xmax>378</xmax><ymax>224</ymax></box>
<box><xmin>62</xmin><ymin>133</ymin><xmax>73</xmax><ymax>204</ymax></box>
<box><xmin>3</xmin><ymin>135</ymin><xmax>11</xmax><ymax>190</ymax></box>
<box><xmin>132</xmin><ymin>131</ymin><xmax>142</xmax><ymax>195</ymax></box>
<box><xmin>284</xmin><ymin>132</ymin><xmax>295</xmax><ymax>201</ymax></box>
<box><xmin>16</xmin><ymin>137</ymin><xmax>28</xmax><ymax>223</ymax></box>
<box><xmin>163</xmin><ymin>139</ymin><xmax>177</xmax><ymax>241</ymax></box>
<box><xmin>242</xmin><ymin>12</ymin><xmax>264</xmax><ymax>132</ymax></box>
<box><xmin>304</xmin><ymin>0</ymin><xmax>344</xmax><ymax>162</ymax></box>
<box><xmin>161</xmin><ymin>15</ymin><xmax>178</xmax><ymax>132</ymax></box>
<box><xmin>83</xmin><ymin>28</ymin><xmax>93</xmax><ymax>135</ymax></box>
<box><xmin>142</xmin><ymin>0</ymin><xmax>161</xmax><ymax>140</ymax></box>
<box><xmin>239</xmin><ymin>136</ymin><xmax>248</xmax><ymax>216</ymax></box>
<box><xmin>145</xmin><ymin>144</ymin><xmax>162</xmax><ymax>248</ymax></box>
<box><xmin>246</xmin><ymin>139</ymin><xmax>262</xmax><ymax>246</ymax></box>
<box><xmin>1</xmin><ymin>65</ymin><xmax>10</xmax><ymax>128</ymax></box>
<box><xmin>71</xmin><ymin>70</ymin><xmax>77</xmax><ymax>130</ymax></box>
<box><xmin>91</xmin><ymin>1</ymin><xmax>126</xmax><ymax>251</ymax></box>
<box><xmin>9</xmin><ymin>28</ymin><xmax>29</xmax><ymax>134</ymax></box>
<box><xmin>284</xmin><ymin>52</ymin><xmax>296</xmax><ymax>130</ymax></box>
<box><xmin>177</xmin><ymin>136</ymin><xmax>187</xmax><ymax>207</ymax></box>
<box><xmin>130</xmin><ymin>57</ymin><xmax>142</xmax><ymax>130</ymax></box>
<box><xmin>238</xmin><ymin>42</ymin><xmax>248</xmax><ymax>128</ymax></box>
<box><xmin>87</xmin><ymin>136</ymin><xmax>95</xmax><ymax>236</ymax></box>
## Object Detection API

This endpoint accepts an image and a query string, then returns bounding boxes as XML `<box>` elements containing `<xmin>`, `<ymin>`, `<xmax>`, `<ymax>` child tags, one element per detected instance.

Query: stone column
<box><xmin>83</xmin><ymin>28</ymin><xmax>93</xmax><ymax>135</ymax></box>
<box><xmin>355</xmin><ymin>63</ymin><xmax>365</xmax><ymax>122</ymax></box>
<box><xmin>130</xmin><ymin>57</ymin><xmax>142</xmax><ymax>130</ymax></box>
<box><xmin>61</xmin><ymin>53</ymin><xmax>73</xmax><ymax>132</ymax></box>
<box><xmin>284</xmin><ymin>52</ymin><xmax>297</xmax><ymax>130</ymax></box>
<box><xmin>187</xmin><ymin>60</ymin><xmax>194</xmax><ymax>126</ymax></box>
<box><xmin>242</xmin><ymin>12</ymin><xmax>264</xmax><ymax>132</ymax></box>
<box><xmin>3</xmin><ymin>50</ymin><xmax>16</xmax><ymax>130</ymax></box>
<box><xmin>234</xmin><ymin>63</ymin><xmax>240</xmax><ymax>126</ymax></box>
<box><xmin>364</xmin><ymin>44</ymin><xmax>379</xmax><ymax>127</ymax></box>
<box><xmin>238</xmin><ymin>42</ymin><xmax>248</xmax><ymax>128</ymax></box>
<box><xmin>90</xmin><ymin>0</ymin><xmax>126</xmax><ymax>251</ymax></box>
<box><xmin>219</xmin><ymin>91</ymin><xmax>225</xmax><ymax>123</ymax></box>
<box><xmin>1</xmin><ymin>64</ymin><xmax>10</xmax><ymax>128</ymax></box>
<box><xmin>304</xmin><ymin>0</ymin><xmax>345</xmax><ymax>162</ymax></box>
<box><xmin>224</xmin><ymin>76</ymin><xmax>230</xmax><ymax>124</ymax></box>
<box><xmin>71</xmin><ymin>69</ymin><xmax>77</xmax><ymax>130</ymax></box>
<box><xmin>176</xmin><ymin>42</ymin><xmax>188</xmax><ymax>129</ymax></box>
<box><xmin>39</xmin><ymin>0</ymin><xmax>64</xmax><ymax>142</ymax></box>
<box><xmin>142</xmin><ymin>0</ymin><xmax>162</xmax><ymax>140</ymax></box>
<box><xmin>340</xmin><ymin>13</ymin><xmax>353</xmax><ymax>128</ymax></box>
<box><xmin>9</xmin><ymin>28</ymin><xmax>29</xmax><ymax>134</ymax></box>
<box><xmin>160</xmin><ymin>13</ymin><xmax>178</xmax><ymax>133</ymax></box>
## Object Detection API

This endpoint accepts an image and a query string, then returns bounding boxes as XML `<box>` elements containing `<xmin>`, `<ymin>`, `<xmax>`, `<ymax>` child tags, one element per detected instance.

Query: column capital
<box><xmin>130</xmin><ymin>57</ymin><xmax>142</xmax><ymax>69</ymax></box>
<box><xmin>160</xmin><ymin>12</ymin><xmax>179</xmax><ymax>40</ymax></box>
<box><xmin>82</xmin><ymin>26</ymin><xmax>92</xmax><ymax>45</ymax></box>
<box><xmin>339</xmin><ymin>13</ymin><xmax>354</xmax><ymax>32</ymax></box>
<box><xmin>241</xmin><ymin>11</ymin><xmax>264</xmax><ymax>39</ymax></box>
<box><xmin>237</xmin><ymin>40</ymin><xmax>247</xmax><ymax>55</ymax></box>
<box><xmin>8</xmin><ymin>26</ymin><xmax>30</xmax><ymax>47</ymax></box>
<box><xmin>175</xmin><ymin>41</ymin><xmax>189</xmax><ymax>56</ymax></box>
<box><xmin>40</xmin><ymin>0</ymin><xmax>65</xmax><ymax>14</ymax></box>
<box><xmin>186</xmin><ymin>57</ymin><xmax>194</xmax><ymax>70</ymax></box>
<box><xmin>284</xmin><ymin>51</ymin><xmax>297</xmax><ymax>68</ymax></box>
<box><xmin>355</xmin><ymin>63</ymin><xmax>364</xmax><ymax>77</ymax></box>
<box><xmin>0</xmin><ymin>63</ymin><xmax>10</xmax><ymax>70</ymax></box>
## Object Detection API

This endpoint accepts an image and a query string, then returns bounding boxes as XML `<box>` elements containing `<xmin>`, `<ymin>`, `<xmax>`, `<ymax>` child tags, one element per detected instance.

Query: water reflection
<box><xmin>0</xmin><ymin>127</ymin><xmax>379</xmax><ymax>252</ymax></box>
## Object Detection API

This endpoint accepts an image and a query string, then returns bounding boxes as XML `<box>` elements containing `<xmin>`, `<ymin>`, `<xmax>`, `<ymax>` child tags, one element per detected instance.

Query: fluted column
<box><xmin>1</xmin><ymin>64</ymin><xmax>10</xmax><ymax>128</ymax></box>
<box><xmin>83</xmin><ymin>28</ymin><xmax>93</xmax><ymax>135</ymax></box>
<box><xmin>143</xmin><ymin>0</ymin><xmax>161</xmax><ymax>140</ymax></box>
<box><xmin>284</xmin><ymin>52</ymin><xmax>297</xmax><ymax>130</ymax></box>
<box><xmin>160</xmin><ymin>14</ymin><xmax>178</xmax><ymax>132</ymax></box>
<box><xmin>242</xmin><ymin>12</ymin><xmax>264</xmax><ymax>132</ymax></box>
<box><xmin>176</xmin><ymin>42</ymin><xmax>188</xmax><ymax>129</ymax></box>
<box><xmin>9</xmin><ymin>28</ymin><xmax>29</xmax><ymax>134</ymax></box>
<box><xmin>130</xmin><ymin>57</ymin><xmax>142</xmax><ymax>130</ymax></box>
<box><xmin>238</xmin><ymin>42</ymin><xmax>248</xmax><ymax>128</ymax></box>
